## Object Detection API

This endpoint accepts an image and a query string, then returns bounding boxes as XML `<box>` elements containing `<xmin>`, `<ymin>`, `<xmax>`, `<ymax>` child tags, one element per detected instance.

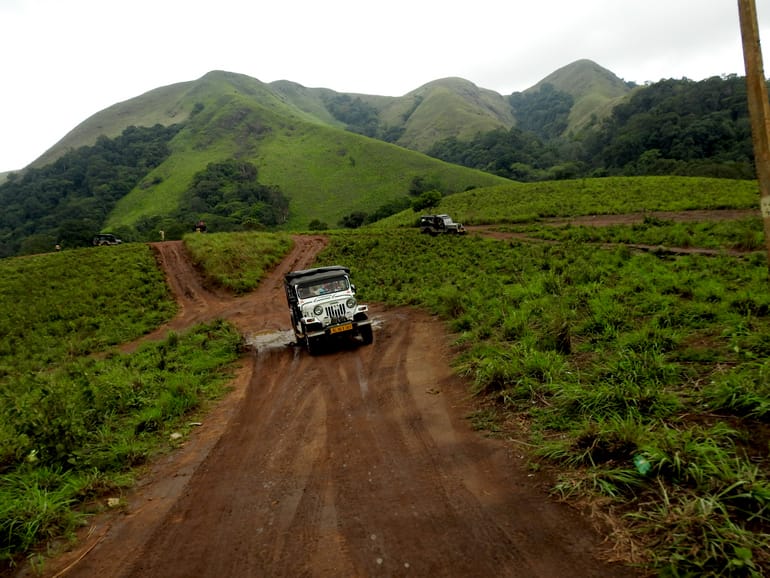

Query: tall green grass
<box><xmin>0</xmin><ymin>321</ymin><xmax>242</xmax><ymax>565</ymax></box>
<box><xmin>374</xmin><ymin>176</ymin><xmax>760</xmax><ymax>227</ymax></box>
<box><xmin>499</xmin><ymin>216</ymin><xmax>766</xmax><ymax>252</ymax></box>
<box><xmin>0</xmin><ymin>234</ymin><xmax>293</xmax><ymax>567</ymax></box>
<box><xmin>0</xmin><ymin>245</ymin><xmax>176</xmax><ymax>374</ymax></box>
<box><xmin>317</xmin><ymin>229</ymin><xmax>770</xmax><ymax>576</ymax></box>
<box><xmin>184</xmin><ymin>231</ymin><xmax>293</xmax><ymax>293</ymax></box>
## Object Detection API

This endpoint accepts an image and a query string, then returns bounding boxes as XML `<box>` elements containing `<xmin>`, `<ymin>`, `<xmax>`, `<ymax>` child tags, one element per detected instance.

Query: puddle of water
<box><xmin>246</xmin><ymin>329</ymin><xmax>296</xmax><ymax>351</ymax></box>
<box><xmin>245</xmin><ymin>317</ymin><xmax>383</xmax><ymax>353</ymax></box>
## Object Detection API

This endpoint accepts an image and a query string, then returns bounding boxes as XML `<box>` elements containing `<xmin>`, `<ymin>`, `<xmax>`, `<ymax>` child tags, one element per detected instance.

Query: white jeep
<box><xmin>419</xmin><ymin>214</ymin><xmax>466</xmax><ymax>235</ymax></box>
<box><xmin>283</xmin><ymin>265</ymin><xmax>373</xmax><ymax>353</ymax></box>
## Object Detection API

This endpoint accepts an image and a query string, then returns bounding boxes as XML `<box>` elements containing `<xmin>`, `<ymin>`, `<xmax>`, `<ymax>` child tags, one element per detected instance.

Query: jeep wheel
<box><xmin>306</xmin><ymin>336</ymin><xmax>317</xmax><ymax>355</ymax></box>
<box><xmin>360</xmin><ymin>325</ymin><xmax>373</xmax><ymax>345</ymax></box>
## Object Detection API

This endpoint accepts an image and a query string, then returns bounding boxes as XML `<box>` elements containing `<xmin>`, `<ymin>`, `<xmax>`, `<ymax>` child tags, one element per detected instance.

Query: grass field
<box><xmin>0</xmin><ymin>238</ymin><xmax>289</xmax><ymax>568</ymax></box>
<box><xmin>375</xmin><ymin>176</ymin><xmax>760</xmax><ymax>227</ymax></box>
<box><xmin>317</xmin><ymin>229</ymin><xmax>770</xmax><ymax>576</ymax></box>
<box><xmin>1</xmin><ymin>175</ymin><xmax>768</xmax><ymax>576</ymax></box>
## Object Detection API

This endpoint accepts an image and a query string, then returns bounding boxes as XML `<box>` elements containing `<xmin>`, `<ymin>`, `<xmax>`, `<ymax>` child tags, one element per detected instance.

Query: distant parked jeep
<box><xmin>419</xmin><ymin>214</ymin><xmax>466</xmax><ymax>235</ymax></box>
<box><xmin>92</xmin><ymin>233</ymin><xmax>122</xmax><ymax>246</ymax></box>
<box><xmin>284</xmin><ymin>265</ymin><xmax>373</xmax><ymax>354</ymax></box>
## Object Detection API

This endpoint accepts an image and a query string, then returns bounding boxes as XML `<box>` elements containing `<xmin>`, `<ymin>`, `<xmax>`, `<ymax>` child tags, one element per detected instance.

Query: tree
<box><xmin>308</xmin><ymin>219</ymin><xmax>329</xmax><ymax>231</ymax></box>
<box><xmin>411</xmin><ymin>190</ymin><xmax>442</xmax><ymax>212</ymax></box>
<box><xmin>338</xmin><ymin>212</ymin><xmax>367</xmax><ymax>229</ymax></box>
<box><xmin>408</xmin><ymin>175</ymin><xmax>442</xmax><ymax>196</ymax></box>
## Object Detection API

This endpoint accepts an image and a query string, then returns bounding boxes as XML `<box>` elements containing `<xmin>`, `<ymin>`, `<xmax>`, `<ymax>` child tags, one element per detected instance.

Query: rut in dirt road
<box><xmin>25</xmin><ymin>236</ymin><xmax>635</xmax><ymax>578</ymax></box>
<box><xmin>123</xmin><ymin>314</ymin><xmax>625</xmax><ymax>578</ymax></box>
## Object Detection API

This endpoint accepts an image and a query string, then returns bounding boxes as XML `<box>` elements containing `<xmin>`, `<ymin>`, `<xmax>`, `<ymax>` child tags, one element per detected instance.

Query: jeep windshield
<box><xmin>297</xmin><ymin>277</ymin><xmax>350</xmax><ymax>298</ymax></box>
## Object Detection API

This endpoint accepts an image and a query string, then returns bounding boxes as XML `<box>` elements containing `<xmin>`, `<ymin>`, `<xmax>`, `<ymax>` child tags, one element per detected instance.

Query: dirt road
<box><xmin>25</xmin><ymin>237</ymin><xmax>633</xmax><ymax>578</ymax></box>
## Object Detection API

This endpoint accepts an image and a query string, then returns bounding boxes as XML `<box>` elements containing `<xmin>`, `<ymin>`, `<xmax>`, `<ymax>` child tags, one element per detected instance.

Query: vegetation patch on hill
<box><xmin>184</xmin><ymin>231</ymin><xmax>293</xmax><ymax>293</ymax></box>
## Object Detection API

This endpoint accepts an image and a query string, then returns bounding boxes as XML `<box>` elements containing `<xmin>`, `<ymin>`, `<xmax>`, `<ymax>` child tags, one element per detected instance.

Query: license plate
<box><xmin>330</xmin><ymin>323</ymin><xmax>353</xmax><ymax>334</ymax></box>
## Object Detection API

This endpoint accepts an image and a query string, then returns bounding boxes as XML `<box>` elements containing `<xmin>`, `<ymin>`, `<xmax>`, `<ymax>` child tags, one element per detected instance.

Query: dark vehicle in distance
<box><xmin>92</xmin><ymin>233</ymin><xmax>122</xmax><ymax>246</ymax></box>
<box><xmin>419</xmin><ymin>214</ymin><xmax>466</xmax><ymax>235</ymax></box>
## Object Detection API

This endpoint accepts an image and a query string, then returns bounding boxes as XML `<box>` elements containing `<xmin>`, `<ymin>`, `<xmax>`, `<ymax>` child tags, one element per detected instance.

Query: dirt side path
<box><xmin>21</xmin><ymin>236</ymin><xmax>634</xmax><ymax>578</ymax></box>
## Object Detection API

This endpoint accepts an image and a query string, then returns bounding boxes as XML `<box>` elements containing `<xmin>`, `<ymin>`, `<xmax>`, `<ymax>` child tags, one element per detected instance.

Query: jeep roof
<box><xmin>284</xmin><ymin>266</ymin><xmax>350</xmax><ymax>286</ymax></box>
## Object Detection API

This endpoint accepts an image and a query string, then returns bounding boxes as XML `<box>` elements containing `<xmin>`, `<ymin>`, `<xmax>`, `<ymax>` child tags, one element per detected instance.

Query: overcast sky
<box><xmin>1</xmin><ymin>0</ymin><xmax>768</xmax><ymax>173</ymax></box>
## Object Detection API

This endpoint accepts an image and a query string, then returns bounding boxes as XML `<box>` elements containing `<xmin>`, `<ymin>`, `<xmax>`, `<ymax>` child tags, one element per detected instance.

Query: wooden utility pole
<box><xmin>738</xmin><ymin>0</ymin><xmax>770</xmax><ymax>263</ymax></box>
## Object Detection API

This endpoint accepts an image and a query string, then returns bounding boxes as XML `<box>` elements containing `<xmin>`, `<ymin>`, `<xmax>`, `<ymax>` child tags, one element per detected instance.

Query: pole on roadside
<box><xmin>738</xmin><ymin>0</ymin><xmax>770</xmax><ymax>267</ymax></box>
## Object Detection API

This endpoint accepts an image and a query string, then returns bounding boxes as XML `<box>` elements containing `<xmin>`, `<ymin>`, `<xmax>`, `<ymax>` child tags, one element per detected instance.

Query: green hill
<box><xmin>269</xmin><ymin>77</ymin><xmax>516</xmax><ymax>153</ymax></box>
<box><xmin>98</xmin><ymin>71</ymin><xmax>508</xmax><ymax>231</ymax></box>
<box><xmin>34</xmin><ymin>60</ymin><xmax>624</xmax><ymax>171</ymax></box>
<box><xmin>7</xmin><ymin>59</ymin><xmax>745</xmax><ymax>253</ymax></box>
<box><xmin>371</xmin><ymin>77</ymin><xmax>516</xmax><ymax>152</ymax></box>
<box><xmin>520</xmin><ymin>59</ymin><xmax>634</xmax><ymax>136</ymax></box>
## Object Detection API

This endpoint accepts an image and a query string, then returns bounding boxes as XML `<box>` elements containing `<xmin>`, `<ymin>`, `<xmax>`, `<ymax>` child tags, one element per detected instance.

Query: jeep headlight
<box><xmin>346</xmin><ymin>298</ymin><xmax>357</xmax><ymax>309</ymax></box>
<box><xmin>313</xmin><ymin>305</ymin><xmax>324</xmax><ymax>316</ymax></box>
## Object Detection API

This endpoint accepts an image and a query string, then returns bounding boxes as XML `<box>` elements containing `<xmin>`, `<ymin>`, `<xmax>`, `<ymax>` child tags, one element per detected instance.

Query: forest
<box><xmin>0</xmin><ymin>124</ymin><xmax>181</xmax><ymax>257</ymax></box>
<box><xmin>428</xmin><ymin>75</ymin><xmax>756</xmax><ymax>181</ymax></box>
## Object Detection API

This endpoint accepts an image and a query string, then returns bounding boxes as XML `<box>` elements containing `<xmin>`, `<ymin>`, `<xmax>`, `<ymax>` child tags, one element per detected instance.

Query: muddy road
<box><xmin>26</xmin><ymin>237</ymin><xmax>632</xmax><ymax>578</ymax></box>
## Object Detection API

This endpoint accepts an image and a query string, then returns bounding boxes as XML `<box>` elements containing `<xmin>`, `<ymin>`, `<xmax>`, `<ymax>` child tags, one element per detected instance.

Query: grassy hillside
<box><xmin>271</xmin><ymin>77</ymin><xmax>517</xmax><ymax>153</ymax></box>
<box><xmin>254</xmin><ymin>123</ymin><xmax>507</xmax><ymax>228</ymax></box>
<box><xmin>32</xmin><ymin>71</ymin><xmax>328</xmax><ymax>172</ymax></box>
<box><xmin>526</xmin><ymin>59</ymin><xmax>633</xmax><ymax>135</ymax></box>
<box><xmin>31</xmin><ymin>81</ymin><xmax>195</xmax><ymax>169</ymax></box>
<box><xmin>386</xmin><ymin>78</ymin><xmax>516</xmax><ymax>152</ymax></box>
<box><xmin>104</xmin><ymin>84</ymin><xmax>509</xmax><ymax>231</ymax></box>
<box><xmin>375</xmin><ymin>176</ymin><xmax>761</xmax><ymax>227</ymax></box>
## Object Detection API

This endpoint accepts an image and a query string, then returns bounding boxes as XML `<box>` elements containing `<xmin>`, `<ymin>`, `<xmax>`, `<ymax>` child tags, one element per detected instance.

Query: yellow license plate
<box><xmin>330</xmin><ymin>323</ymin><xmax>353</xmax><ymax>334</ymax></box>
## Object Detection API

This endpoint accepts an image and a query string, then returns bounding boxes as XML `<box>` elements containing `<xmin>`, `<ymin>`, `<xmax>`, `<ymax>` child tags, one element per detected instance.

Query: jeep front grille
<box><xmin>325</xmin><ymin>303</ymin><xmax>347</xmax><ymax>319</ymax></box>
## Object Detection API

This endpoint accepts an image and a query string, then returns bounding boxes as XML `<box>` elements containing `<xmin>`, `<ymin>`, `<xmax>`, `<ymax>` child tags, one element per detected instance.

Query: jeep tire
<box><xmin>360</xmin><ymin>325</ymin><xmax>373</xmax><ymax>345</ymax></box>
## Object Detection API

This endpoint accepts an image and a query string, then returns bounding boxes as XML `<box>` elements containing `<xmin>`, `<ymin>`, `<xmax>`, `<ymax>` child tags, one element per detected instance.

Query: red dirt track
<box><xmin>19</xmin><ymin>237</ymin><xmax>635</xmax><ymax>578</ymax></box>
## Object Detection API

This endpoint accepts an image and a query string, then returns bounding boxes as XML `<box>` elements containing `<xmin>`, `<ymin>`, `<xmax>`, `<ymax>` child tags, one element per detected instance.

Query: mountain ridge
<box><xmin>25</xmin><ymin>59</ymin><xmax>630</xmax><ymax>171</ymax></box>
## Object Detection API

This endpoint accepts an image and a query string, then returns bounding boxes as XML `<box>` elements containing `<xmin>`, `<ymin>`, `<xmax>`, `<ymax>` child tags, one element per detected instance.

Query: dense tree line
<box><xmin>323</xmin><ymin>94</ymin><xmax>404</xmax><ymax>143</ymax></box>
<box><xmin>583</xmin><ymin>75</ymin><xmax>755</xmax><ymax>179</ymax></box>
<box><xmin>0</xmin><ymin>124</ymin><xmax>181</xmax><ymax>257</ymax></box>
<box><xmin>509</xmin><ymin>83</ymin><xmax>574</xmax><ymax>141</ymax></box>
<box><xmin>177</xmin><ymin>159</ymin><xmax>289</xmax><ymax>230</ymax></box>
<box><xmin>428</xmin><ymin>75</ymin><xmax>758</xmax><ymax>182</ymax></box>
<box><xmin>427</xmin><ymin>127</ymin><xmax>561</xmax><ymax>181</ymax></box>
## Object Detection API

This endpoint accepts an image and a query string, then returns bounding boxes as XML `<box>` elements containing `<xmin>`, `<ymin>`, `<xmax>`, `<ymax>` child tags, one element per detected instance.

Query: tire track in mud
<box><xmin>315</xmin><ymin>315</ymin><xmax>527</xmax><ymax>577</ymax></box>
